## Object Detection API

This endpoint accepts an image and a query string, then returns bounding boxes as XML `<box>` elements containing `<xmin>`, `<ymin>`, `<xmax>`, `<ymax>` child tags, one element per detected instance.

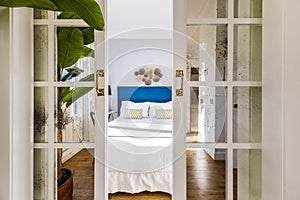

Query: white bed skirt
<box><xmin>107</xmin><ymin>117</ymin><xmax>173</xmax><ymax>194</ymax></box>
<box><xmin>108</xmin><ymin>167</ymin><xmax>172</xmax><ymax>194</ymax></box>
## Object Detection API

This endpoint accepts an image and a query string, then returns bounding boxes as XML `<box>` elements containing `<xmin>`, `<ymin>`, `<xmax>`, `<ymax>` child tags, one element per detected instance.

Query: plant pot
<box><xmin>58</xmin><ymin>168</ymin><xmax>73</xmax><ymax>200</ymax></box>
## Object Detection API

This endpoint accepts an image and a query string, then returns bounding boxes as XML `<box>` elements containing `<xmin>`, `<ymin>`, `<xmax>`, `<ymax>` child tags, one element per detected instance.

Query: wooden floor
<box><xmin>64</xmin><ymin>149</ymin><xmax>236</xmax><ymax>200</ymax></box>
<box><xmin>63</xmin><ymin>149</ymin><xmax>95</xmax><ymax>200</ymax></box>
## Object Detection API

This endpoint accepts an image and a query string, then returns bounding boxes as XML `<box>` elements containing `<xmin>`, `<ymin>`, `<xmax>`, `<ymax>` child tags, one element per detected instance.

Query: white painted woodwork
<box><xmin>1</xmin><ymin>1</ymin><xmax>300</xmax><ymax>200</ymax></box>
<box><xmin>262</xmin><ymin>0</ymin><xmax>284</xmax><ymax>199</ymax></box>
<box><xmin>173</xmin><ymin>0</ymin><xmax>187</xmax><ymax>199</ymax></box>
<box><xmin>283</xmin><ymin>0</ymin><xmax>300</xmax><ymax>199</ymax></box>
<box><xmin>95</xmin><ymin>30</ymin><xmax>108</xmax><ymax>200</ymax></box>
<box><xmin>0</xmin><ymin>7</ymin><xmax>11</xmax><ymax>200</ymax></box>
<box><xmin>0</xmin><ymin>7</ymin><xmax>33</xmax><ymax>200</ymax></box>
<box><xmin>11</xmin><ymin>8</ymin><xmax>33</xmax><ymax>200</ymax></box>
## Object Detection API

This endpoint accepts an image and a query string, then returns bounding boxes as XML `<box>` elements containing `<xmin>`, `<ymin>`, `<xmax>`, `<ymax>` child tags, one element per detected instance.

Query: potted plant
<box><xmin>0</xmin><ymin>0</ymin><xmax>104</xmax><ymax>199</ymax></box>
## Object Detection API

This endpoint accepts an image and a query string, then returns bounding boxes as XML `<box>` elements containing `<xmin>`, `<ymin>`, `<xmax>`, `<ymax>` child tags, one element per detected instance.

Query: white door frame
<box><xmin>0</xmin><ymin>8</ymin><xmax>33</xmax><ymax>200</ymax></box>
<box><xmin>173</xmin><ymin>0</ymin><xmax>187</xmax><ymax>199</ymax></box>
<box><xmin>2</xmin><ymin>0</ymin><xmax>300</xmax><ymax>199</ymax></box>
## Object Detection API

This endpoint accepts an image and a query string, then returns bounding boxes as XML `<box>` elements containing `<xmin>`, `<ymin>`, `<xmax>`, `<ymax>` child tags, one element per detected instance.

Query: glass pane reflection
<box><xmin>188</xmin><ymin>87</ymin><xmax>227</xmax><ymax>143</ymax></box>
<box><xmin>187</xmin><ymin>25</ymin><xmax>228</xmax><ymax>82</ymax></box>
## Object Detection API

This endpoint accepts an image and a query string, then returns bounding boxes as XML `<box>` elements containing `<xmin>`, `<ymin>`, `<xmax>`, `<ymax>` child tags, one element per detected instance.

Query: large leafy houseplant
<box><xmin>0</xmin><ymin>0</ymin><xmax>104</xmax><ymax>193</ymax></box>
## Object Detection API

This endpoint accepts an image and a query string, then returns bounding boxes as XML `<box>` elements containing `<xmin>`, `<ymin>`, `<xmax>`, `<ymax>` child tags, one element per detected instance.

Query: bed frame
<box><xmin>117</xmin><ymin>86</ymin><xmax>172</xmax><ymax>115</ymax></box>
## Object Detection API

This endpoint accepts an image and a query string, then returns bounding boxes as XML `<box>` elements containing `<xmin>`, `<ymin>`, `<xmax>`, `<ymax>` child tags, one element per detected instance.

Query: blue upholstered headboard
<box><xmin>118</xmin><ymin>86</ymin><xmax>172</xmax><ymax>115</ymax></box>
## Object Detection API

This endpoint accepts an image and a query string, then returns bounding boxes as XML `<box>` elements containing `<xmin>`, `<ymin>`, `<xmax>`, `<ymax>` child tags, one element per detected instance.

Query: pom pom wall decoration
<box><xmin>134</xmin><ymin>67</ymin><xmax>163</xmax><ymax>85</ymax></box>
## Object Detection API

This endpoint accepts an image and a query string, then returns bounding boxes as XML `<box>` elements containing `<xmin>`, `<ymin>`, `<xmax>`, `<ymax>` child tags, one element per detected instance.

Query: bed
<box><xmin>107</xmin><ymin>86</ymin><xmax>173</xmax><ymax>194</ymax></box>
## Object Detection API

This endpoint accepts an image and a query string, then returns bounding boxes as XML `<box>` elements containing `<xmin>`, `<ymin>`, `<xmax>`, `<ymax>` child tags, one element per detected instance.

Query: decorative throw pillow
<box><xmin>124</xmin><ymin>109</ymin><xmax>143</xmax><ymax>119</ymax></box>
<box><xmin>156</xmin><ymin>109</ymin><xmax>172</xmax><ymax>119</ymax></box>
<box><xmin>127</xmin><ymin>102</ymin><xmax>150</xmax><ymax>118</ymax></box>
<box><xmin>149</xmin><ymin>101</ymin><xmax>172</xmax><ymax>118</ymax></box>
<box><xmin>120</xmin><ymin>101</ymin><xmax>150</xmax><ymax>118</ymax></box>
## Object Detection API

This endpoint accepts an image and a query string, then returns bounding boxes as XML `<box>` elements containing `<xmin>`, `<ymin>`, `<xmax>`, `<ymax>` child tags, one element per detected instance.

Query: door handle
<box><xmin>176</xmin><ymin>69</ymin><xmax>184</xmax><ymax>96</ymax></box>
<box><xmin>90</xmin><ymin>112</ymin><xmax>95</xmax><ymax>126</ymax></box>
<box><xmin>96</xmin><ymin>69</ymin><xmax>105</xmax><ymax>96</ymax></box>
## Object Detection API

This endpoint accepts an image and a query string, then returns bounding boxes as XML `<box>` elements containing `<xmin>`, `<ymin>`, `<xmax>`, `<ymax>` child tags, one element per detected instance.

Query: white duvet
<box><xmin>107</xmin><ymin>117</ymin><xmax>173</xmax><ymax>194</ymax></box>
<box><xmin>108</xmin><ymin>117</ymin><xmax>173</xmax><ymax>138</ymax></box>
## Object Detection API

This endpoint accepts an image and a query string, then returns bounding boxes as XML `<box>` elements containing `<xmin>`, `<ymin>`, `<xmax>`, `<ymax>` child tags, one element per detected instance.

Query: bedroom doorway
<box><xmin>105</xmin><ymin>0</ymin><xmax>190</xmax><ymax>199</ymax></box>
<box><xmin>106</xmin><ymin>0</ymin><xmax>175</xmax><ymax>198</ymax></box>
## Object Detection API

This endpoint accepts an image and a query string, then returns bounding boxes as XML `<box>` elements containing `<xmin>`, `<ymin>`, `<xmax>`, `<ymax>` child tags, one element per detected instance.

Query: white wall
<box><xmin>107</xmin><ymin>0</ymin><xmax>174</xmax><ymax>113</ymax></box>
<box><xmin>107</xmin><ymin>0</ymin><xmax>173</xmax><ymax>39</ymax></box>
<box><xmin>108</xmin><ymin>39</ymin><xmax>173</xmax><ymax>112</ymax></box>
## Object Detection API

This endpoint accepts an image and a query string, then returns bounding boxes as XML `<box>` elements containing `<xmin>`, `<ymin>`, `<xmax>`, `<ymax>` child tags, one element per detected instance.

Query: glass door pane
<box><xmin>187</xmin><ymin>149</ymin><xmax>227</xmax><ymax>199</ymax></box>
<box><xmin>188</xmin><ymin>87</ymin><xmax>227</xmax><ymax>143</ymax></box>
<box><xmin>234</xmin><ymin>0</ymin><xmax>262</xmax><ymax>18</ymax></box>
<box><xmin>187</xmin><ymin>0</ymin><xmax>228</xmax><ymax>18</ymax></box>
<box><xmin>187</xmin><ymin>25</ymin><xmax>228</xmax><ymax>82</ymax></box>
<box><xmin>33</xmin><ymin>9</ymin><xmax>100</xmax><ymax>200</ymax></box>
<box><xmin>233</xmin><ymin>149</ymin><xmax>262</xmax><ymax>200</ymax></box>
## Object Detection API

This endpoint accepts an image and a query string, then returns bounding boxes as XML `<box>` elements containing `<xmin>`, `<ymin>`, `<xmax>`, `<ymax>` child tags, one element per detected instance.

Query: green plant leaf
<box><xmin>79</xmin><ymin>73</ymin><xmax>94</xmax><ymax>82</ymax></box>
<box><xmin>58</xmin><ymin>87</ymin><xmax>71</xmax><ymax>107</ymax></box>
<box><xmin>58</xmin><ymin>12</ymin><xmax>81</xmax><ymax>19</ymax></box>
<box><xmin>50</xmin><ymin>0</ymin><xmax>71</xmax><ymax>11</ymax></box>
<box><xmin>0</xmin><ymin>0</ymin><xmax>57</xmax><ymax>10</ymax></box>
<box><xmin>65</xmin><ymin>87</ymin><xmax>93</xmax><ymax>107</ymax></box>
<box><xmin>58</xmin><ymin>27</ymin><xmax>83</xmax><ymax>68</ymax></box>
<box><xmin>81</xmin><ymin>46</ymin><xmax>94</xmax><ymax>58</ymax></box>
<box><xmin>61</xmin><ymin>66</ymin><xmax>84</xmax><ymax>81</ymax></box>
<box><xmin>65</xmin><ymin>0</ymin><xmax>104</xmax><ymax>30</ymax></box>
<box><xmin>59</xmin><ymin>74</ymin><xmax>94</xmax><ymax>108</ymax></box>
<box><xmin>81</xmin><ymin>27</ymin><xmax>95</xmax><ymax>45</ymax></box>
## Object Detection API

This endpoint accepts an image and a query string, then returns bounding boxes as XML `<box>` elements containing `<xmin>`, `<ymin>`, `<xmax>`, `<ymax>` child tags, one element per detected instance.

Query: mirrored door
<box><xmin>186</xmin><ymin>0</ymin><xmax>262</xmax><ymax>199</ymax></box>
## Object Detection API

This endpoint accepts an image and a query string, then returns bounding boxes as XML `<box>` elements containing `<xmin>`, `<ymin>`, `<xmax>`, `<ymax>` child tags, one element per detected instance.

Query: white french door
<box><xmin>32</xmin><ymin>0</ymin><xmax>262</xmax><ymax>200</ymax></box>
<box><xmin>33</xmin><ymin>8</ymin><xmax>105</xmax><ymax>199</ymax></box>
<box><xmin>185</xmin><ymin>0</ymin><xmax>262</xmax><ymax>199</ymax></box>
<box><xmin>2</xmin><ymin>0</ymin><xmax>293</xmax><ymax>200</ymax></box>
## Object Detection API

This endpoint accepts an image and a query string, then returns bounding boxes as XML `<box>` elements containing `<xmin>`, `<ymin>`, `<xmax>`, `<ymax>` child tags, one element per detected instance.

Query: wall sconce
<box><xmin>175</xmin><ymin>70</ymin><xmax>184</xmax><ymax>96</ymax></box>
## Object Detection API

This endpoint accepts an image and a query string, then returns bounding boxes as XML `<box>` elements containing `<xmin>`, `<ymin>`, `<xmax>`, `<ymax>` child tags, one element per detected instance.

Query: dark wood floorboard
<box><xmin>63</xmin><ymin>149</ymin><xmax>237</xmax><ymax>200</ymax></box>
<box><xmin>63</xmin><ymin>149</ymin><xmax>95</xmax><ymax>200</ymax></box>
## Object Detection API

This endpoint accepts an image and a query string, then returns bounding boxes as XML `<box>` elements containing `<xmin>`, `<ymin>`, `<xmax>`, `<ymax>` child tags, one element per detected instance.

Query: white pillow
<box><xmin>149</xmin><ymin>101</ymin><xmax>172</xmax><ymax>118</ymax></box>
<box><xmin>120</xmin><ymin>101</ymin><xmax>150</xmax><ymax>118</ymax></box>
<box><xmin>120</xmin><ymin>101</ymin><xmax>132</xmax><ymax>117</ymax></box>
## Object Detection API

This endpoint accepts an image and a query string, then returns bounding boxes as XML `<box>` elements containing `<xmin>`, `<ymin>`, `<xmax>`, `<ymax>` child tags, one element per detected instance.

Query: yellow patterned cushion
<box><xmin>124</xmin><ymin>109</ymin><xmax>143</xmax><ymax>119</ymax></box>
<box><xmin>156</xmin><ymin>109</ymin><xmax>172</xmax><ymax>119</ymax></box>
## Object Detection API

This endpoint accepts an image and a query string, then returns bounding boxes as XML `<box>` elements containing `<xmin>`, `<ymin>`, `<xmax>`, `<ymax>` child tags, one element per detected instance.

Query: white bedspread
<box><xmin>107</xmin><ymin>117</ymin><xmax>173</xmax><ymax>194</ymax></box>
<box><xmin>108</xmin><ymin>117</ymin><xmax>173</xmax><ymax>138</ymax></box>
